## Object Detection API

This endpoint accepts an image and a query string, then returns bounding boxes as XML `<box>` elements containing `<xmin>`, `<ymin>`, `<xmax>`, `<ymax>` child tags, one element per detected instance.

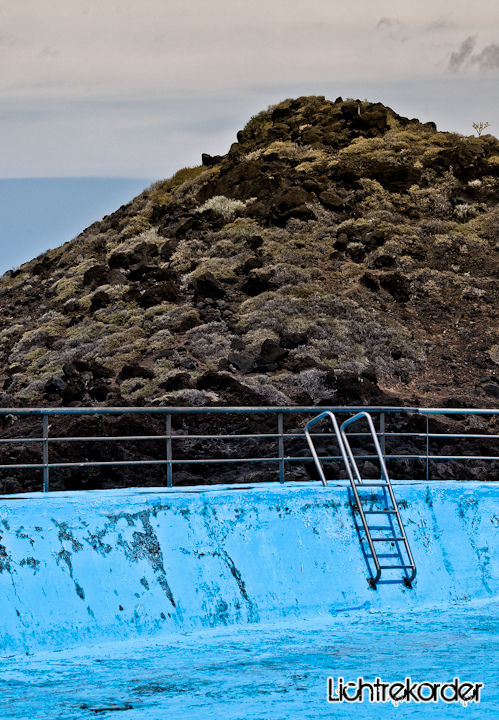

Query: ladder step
<box><xmin>371</xmin><ymin>537</ymin><xmax>405</xmax><ymax>542</ymax></box>
<box><xmin>379</xmin><ymin>564</ymin><xmax>414</xmax><ymax>569</ymax></box>
<box><xmin>363</xmin><ymin>510</ymin><xmax>397</xmax><ymax>514</ymax></box>
<box><xmin>356</xmin><ymin>483</ymin><xmax>389</xmax><ymax>487</ymax></box>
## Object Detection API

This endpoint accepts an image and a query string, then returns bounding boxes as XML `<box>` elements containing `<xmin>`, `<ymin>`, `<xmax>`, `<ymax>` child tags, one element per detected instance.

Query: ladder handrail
<box><xmin>305</xmin><ymin>411</ymin><xmax>383</xmax><ymax>583</ymax></box>
<box><xmin>304</xmin><ymin>410</ymin><xmax>417</xmax><ymax>588</ymax></box>
<box><xmin>304</xmin><ymin>411</ymin><xmax>352</xmax><ymax>487</ymax></box>
<box><xmin>340</xmin><ymin>412</ymin><xmax>416</xmax><ymax>586</ymax></box>
<box><xmin>340</xmin><ymin>411</ymin><xmax>388</xmax><ymax>484</ymax></box>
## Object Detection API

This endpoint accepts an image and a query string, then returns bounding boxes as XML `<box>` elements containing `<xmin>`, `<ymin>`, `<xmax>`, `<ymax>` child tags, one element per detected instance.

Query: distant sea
<box><xmin>0</xmin><ymin>178</ymin><xmax>155</xmax><ymax>276</ymax></box>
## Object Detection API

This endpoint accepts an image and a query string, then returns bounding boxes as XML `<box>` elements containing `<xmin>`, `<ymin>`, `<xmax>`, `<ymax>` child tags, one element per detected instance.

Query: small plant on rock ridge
<box><xmin>472</xmin><ymin>121</ymin><xmax>491</xmax><ymax>137</ymax></box>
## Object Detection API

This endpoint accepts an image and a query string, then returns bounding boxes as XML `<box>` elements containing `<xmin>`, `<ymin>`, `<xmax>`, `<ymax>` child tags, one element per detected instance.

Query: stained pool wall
<box><xmin>1</xmin><ymin>481</ymin><xmax>498</xmax><ymax>654</ymax></box>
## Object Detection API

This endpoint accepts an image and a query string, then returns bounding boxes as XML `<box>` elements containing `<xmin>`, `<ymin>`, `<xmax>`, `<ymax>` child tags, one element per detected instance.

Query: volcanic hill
<box><xmin>3</xmin><ymin>95</ymin><xmax>499</xmax><ymax>411</ymax></box>
<box><xmin>2</xmin><ymin>95</ymin><xmax>499</xmax><ymax>492</ymax></box>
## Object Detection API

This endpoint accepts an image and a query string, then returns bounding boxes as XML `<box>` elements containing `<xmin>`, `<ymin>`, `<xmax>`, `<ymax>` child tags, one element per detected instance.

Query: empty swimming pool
<box><xmin>0</xmin><ymin>481</ymin><xmax>497</xmax><ymax>718</ymax></box>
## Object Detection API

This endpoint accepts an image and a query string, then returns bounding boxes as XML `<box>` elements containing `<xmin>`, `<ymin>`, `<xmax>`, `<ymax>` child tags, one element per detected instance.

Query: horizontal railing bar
<box><xmin>0</xmin><ymin>430</ymin><xmax>495</xmax><ymax>441</ymax></box>
<box><xmin>0</xmin><ymin>433</ymin><xmax>381</xmax><ymax>443</ymax></box>
<box><xmin>0</xmin><ymin>456</ymin><xmax>372</xmax><ymax>469</ymax></box>
<box><xmin>426</xmin><ymin>434</ymin><xmax>499</xmax><ymax>439</ymax></box>
<box><xmin>1</xmin><ymin>431</ymin><xmax>496</xmax><ymax>442</ymax></box>
<box><xmin>422</xmin><ymin>408</ymin><xmax>499</xmax><ymax>415</ymax></box>
<box><xmin>18</xmin><ymin>432</ymin><xmax>344</xmax><ymax>442</ymax></box>
<box><xmin>0</xmin><ymin>406</ymin><xmax>420</xmax><ymax>416</ymax></box>
<box><xmin>426</xmin><ymin>455</ymin><xmax>499</xmax><ymax>460</ymax></box>
<box><xmin>3</xmin><ymin>405</ymin><xmax>499</xmax><ymax>417</ymax></box>
<box><xmin>1</xmin><ymin>454</ymin><xmax>496</xmax><ymax>471</ymax></box>
<box><xmin>35</xmin><ymin>458</ymin><xmax>313</xmax><ymax>468</ymax></box>
<box><xmin>0</xmin><ymin>455</ymin><xmax>420</xmax><ymax>470</ymax></box>
<box><xmin>0</xmin><ymin>438</ymin><xmax>44</xmax><ymax>444</ymax></box>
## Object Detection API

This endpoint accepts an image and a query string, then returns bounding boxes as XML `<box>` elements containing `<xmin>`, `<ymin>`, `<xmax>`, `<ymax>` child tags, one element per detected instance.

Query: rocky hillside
<box><xmin>2</xmin><ymin>95</ymin><xmax>499</xmax><ymax>412</ymax></box>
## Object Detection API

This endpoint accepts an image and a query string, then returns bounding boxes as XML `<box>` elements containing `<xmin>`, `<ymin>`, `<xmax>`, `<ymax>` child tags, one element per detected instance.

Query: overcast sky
<box><xmin>1</xmin><ymin>0</ymin><xmax>499</xmax><ymax>180</ymax></box>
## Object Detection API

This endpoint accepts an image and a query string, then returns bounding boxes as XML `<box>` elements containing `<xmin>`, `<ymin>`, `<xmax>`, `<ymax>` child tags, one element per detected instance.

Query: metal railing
<box><xmin>0</xmin><ymin>406</ymin><xmax>498</xmax><ymax>493</ymax></box>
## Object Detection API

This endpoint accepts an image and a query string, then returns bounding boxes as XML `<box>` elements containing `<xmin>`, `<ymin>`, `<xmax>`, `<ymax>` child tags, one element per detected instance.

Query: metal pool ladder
<box><xmin>304</xmin><ymin>411</ymin><xmax>416</xmax><ymax>589</ymax></box>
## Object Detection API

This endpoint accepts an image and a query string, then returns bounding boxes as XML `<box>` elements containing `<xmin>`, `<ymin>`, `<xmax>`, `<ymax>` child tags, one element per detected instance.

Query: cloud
<box><xmin>376</xmin><ymin>17</ymin><xmax>406</xmax><ymax>42</ymax></box>
<box><xmin>425</xmin><ymin>18</ymin><xmax>457</xmax><ymax>33</ymax></box>
<box><xmin>471</xmin><ymin>42</ymin><xmax>499</xmax><ymax>70</ymax></box>
<box><xmin>0</xmin><ymin>35</ymin><xmax>21</xmax><ymax>47</ymax></box>
<box><xmin>376</xmin><ymin>17</ymin><xmax>397</xmax><ymax>30</ymax></box>
<box><xmin>376</xmin><ymin>15</ymin><xmax>456</xmax><ymax>44</ymax></box>
<box><xmin>448</xmin><ymin>36</ymin><xmax>499</xmax><ymax>72</ymax></box>
<box><xmin>448</xmin><ymin>35</ymin><xmax>476</xmax><ymax>72</ymax></box>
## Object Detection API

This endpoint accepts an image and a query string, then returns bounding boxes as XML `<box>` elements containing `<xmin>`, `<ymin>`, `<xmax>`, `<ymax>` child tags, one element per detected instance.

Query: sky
<box><xmin>1</xmin><ymin>0</ymin><xmax>499</xmax><ymax>269</ymax></box>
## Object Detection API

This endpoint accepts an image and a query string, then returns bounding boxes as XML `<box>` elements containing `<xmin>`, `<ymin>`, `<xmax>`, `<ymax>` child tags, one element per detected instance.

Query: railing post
<box><xmin>166</xmin><ymin>413</ymin><xmax>173</xmax><ymax>488</ymax></box>
<box><xmin>42</xmin><ymin>414</ymin><xmax>49</xmax><ymax>493</ymax></box>
<box><xmin>426</xmin><ymin>413</ymin><xmax>429</xmax><ymax>482</ymax></box>
<box><xmin>379</xmin><ymin>412</ymin><xmax>386</xmax><ymax>457</ymax></box>
<box><xmin>278</xmin><ymin>413</ymin><xmax>285</xmax><ymax>483</ymax></box>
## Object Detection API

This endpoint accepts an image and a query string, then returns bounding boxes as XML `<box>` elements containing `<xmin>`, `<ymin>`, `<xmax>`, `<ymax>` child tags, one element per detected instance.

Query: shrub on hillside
<box><xmin>185</xmin><ymin>322</ymin><xmax>234</xmax><ymax>366</ymax></box>
<box><xmin>197</xmin><ymin>196</ymin><xmax>248</xmax><ymax>222</ymax></box>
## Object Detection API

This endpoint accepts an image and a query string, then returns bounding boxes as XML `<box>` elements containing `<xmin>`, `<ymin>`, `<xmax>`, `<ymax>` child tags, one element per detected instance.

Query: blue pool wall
<box><xmin>0</xmin><ymin>481</ymin><xmax>498</xmax><ymax>654</ymax></box>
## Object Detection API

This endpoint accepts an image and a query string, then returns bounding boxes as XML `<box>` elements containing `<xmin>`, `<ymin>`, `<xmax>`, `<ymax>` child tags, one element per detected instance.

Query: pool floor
<box><xmin>1</xmin><ymin>600</ymin><xmax>497</xmax><ymax>719</ymax></box>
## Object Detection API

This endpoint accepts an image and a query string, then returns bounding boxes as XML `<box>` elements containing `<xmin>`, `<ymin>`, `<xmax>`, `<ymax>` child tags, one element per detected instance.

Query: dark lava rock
<box><xmin>319</xmin><ymin>190</ymin><xmax>345</xmax><ymax>210</ymax></box>
<box><xmin>83</xmin><ymin>264</ymin><xmax>126</xmax><ymax>288</ymax></box>
<box><xmin>373</xmin><ymin>254</ymin><xmax>396</xmax><ymax>270</ymax></box>
<box><xmin>189</xmin><ymin>272</ymin><xmax>225</xmax><ymax>299</ymax></box>
<box><xmin>248</xmin><ymin>235</ymin><xmax>264</xmax><ymax>250</ymax></box>
<box><xmin>0</xmin><ymin>393</ymin><xmax>20</xmax><ymax>409</ymax></box>
<box><xmin>346</xmin><ymin>244</ymin><xmax>366</xmax><ymax>263</ymax></box>
<box><xmin>116</xmin><ymin>364</ymin><xmax>154</xmax><ymax>384</ymax></box>
<box><xmin>159</xmin><ymin>372</ymin><xmax>194</xmax><ymax>391</ymax></box>
<box><xmin>159</xmin><ymin>238</ymin><xmax>179</xmax><ymax>260</ymax></box>
<box><xmin>108</xmin><ymin>241</ymin><xmax>158</xmax><ymax>271</ymax></box>
<box><xmin>44</xmin><ymin>376</ymin><xmax>67</xmax><ymax>395</ymax></box>
<box><xmin>483</xmin><ymin>384</ymin><xmax>499</xmax><ymax>399</ymax></box>
<box><xmin>284</xmin><ymin>355</ymin><xmax>329</xmax><ymax>372</ymax></box>
<box><xmin>256</xmin><ymin>339</ymin><xmax>288</xmax><ymax>372</ymax></box>
<box><xmin>241</xmin><ymin>270</ymin><xmax>276</xmax><ymax>296</ymax></box>
<box><xmin>361</xmin><ymin>365</ymin><xmax>378</xmax><ymax>384</ymax></box>
<box><xmin>83</xmin><ymin>265</ymin><xmax>108</xmax><ymax>287</ymax></box>
<box><xmin>280</xmin><ymin>331</ymin><xmax>308</xmax><ymax>349</ymax></box>
<box><xmin>135</xmin><ymin>281</ymin><xmax>178</xmax><ymax>308</ymax></box>
<box><xmin>174</xmin><ymin>358</ymin><xmax>198</xmax><ymax>371</ymax></box>
<box><xmin>202</xmin><ymin>153</ymin><xmax>223</xmax><ymax>167</ymax></box>
<box><xmin>90</xmin><ymin>290</ymin><xmax>111</xmax><ymax>311</ymax></box>
<box><xmin>73</xmin><ymin>359</ymin><xmax>114</xmax><ymax>379</ymax></box>
<box><xmin>197</xmin><ymin>371</ymin><xmax>266</xmax><ymax>405</ymax></box>
<box><xmin>379</xmin><ymin>272</ymin><xmax>411</xmax><ymax>303</ymax></box>
<box><xmin>230</xmin><ymin>337</ymin><xmax>246</xmax><ymax>351</ymax></box>
<box><xmin>227</xmin><ymin>352</ymin><xmax>257</xmax><ymax>374</ymax></box>
<box><xmin>334</xmin><ymin>372</ymin><xmax>393</xmax><ymax>406</ymax></box>
<box><xmin>174</xmin><ymin>216</ymin><xmax>199</xmax><ymax>237</ymax></box>
<box><xmin>32</xmin><ymin>255</ymin><xmax>55</xmax><ymax>276</ymax></box>
<box><xmin>62</xmin><ymin>362</ymin><xmax>78</xmax><ymax>380</ymax></box>
<box><xmin>360</xmin><ymin>271</ymin><xmax>380</xmax><ymax>291</ymax></box>
<box><xmin>60</xmin><ymin>378</ymin><xmax>88</xmax><ymax>404</ymax></box>
<box><xmin>241</xmin><ymin>256</ymin><xmax>264</xmax><ymax>274</ymax></box>
<box><xmin>272</xmin><ymin>187</ymin><xmax>315</xmax><ymax>225</ymax></box>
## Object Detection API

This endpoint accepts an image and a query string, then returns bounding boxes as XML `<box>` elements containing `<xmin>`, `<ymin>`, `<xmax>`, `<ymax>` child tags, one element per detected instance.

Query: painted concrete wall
<box><xmin>0</xmin><ymin>481</ymin><xmax>498</xmax><ymax>654</ymax></box>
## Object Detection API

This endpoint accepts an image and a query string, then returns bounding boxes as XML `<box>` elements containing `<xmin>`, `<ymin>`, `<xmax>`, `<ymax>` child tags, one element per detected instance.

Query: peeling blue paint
<box><xmin>0</xmin><ymin>481</ymin><xmax>497</xmax><ymax>656</ymax></box>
